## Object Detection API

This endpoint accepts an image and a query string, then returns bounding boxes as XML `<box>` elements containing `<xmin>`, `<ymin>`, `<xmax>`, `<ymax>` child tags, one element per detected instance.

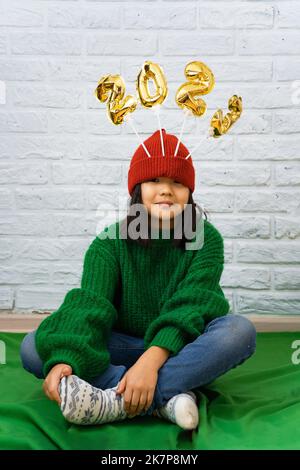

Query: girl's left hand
<box><xmin>116</xmin><ymin>359</ymin><xmax>158</xmax><ymax>417</ymax></box>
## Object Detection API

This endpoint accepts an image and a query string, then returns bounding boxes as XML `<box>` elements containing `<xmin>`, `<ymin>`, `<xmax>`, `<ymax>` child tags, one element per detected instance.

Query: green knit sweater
<box><xmin>35</xmin><ymin>218</ymin><xmax>230</xmax><ymax>381</ymax></box>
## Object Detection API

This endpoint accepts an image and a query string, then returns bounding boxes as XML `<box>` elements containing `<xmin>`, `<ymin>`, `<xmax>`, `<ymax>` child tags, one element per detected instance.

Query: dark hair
<box><xmin>120</xmin><ymin>182</ymin><xmax>209</xmax><ymax>250</ymax></box>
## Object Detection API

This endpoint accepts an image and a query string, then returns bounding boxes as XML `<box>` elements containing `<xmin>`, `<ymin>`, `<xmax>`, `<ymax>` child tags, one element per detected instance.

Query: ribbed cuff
<box><xmin>42</xmin><ymin>349</ymin><xmax>97</xmax><ymax>380</ymax></box>
<box><xmin>42</xmin><ymin>350</ymin><xmax>81</xmax><ymax>378</ymax></box>
<box><xmin>146</xmin><ymin>326</ymin><xmax>187</xmax><ymax>356</ymax></box>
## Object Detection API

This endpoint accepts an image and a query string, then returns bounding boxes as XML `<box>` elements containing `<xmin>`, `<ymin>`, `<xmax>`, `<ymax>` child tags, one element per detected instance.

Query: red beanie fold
<box><xmin>128</xmin><ymin>156</ymin><xmax>195</xmax><ymax>195</ymax></box>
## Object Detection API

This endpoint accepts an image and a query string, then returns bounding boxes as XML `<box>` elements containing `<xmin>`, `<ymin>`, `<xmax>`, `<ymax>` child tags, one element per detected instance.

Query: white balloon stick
<box><xmin>174</xmin><ymin>108</ymin><xmax>191</xmax><ymax>157</ymax></box>
<box><xmin>185</xmin><ymin>128</ymin><xmax>214</xmax><ymax>160</ymax></box>
<box><xmin>152</xmin><ymin>105</ymin><xmax>165</xmax><ymax>156</ymax></box>
<box><xmin>126</xmin><ymin>113</ymin><xmax>151</xmax><ymax>158</ymax></box>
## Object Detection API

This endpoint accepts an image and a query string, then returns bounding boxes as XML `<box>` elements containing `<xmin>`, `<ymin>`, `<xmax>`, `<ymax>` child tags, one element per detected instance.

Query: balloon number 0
<box><xmin>137</xmin><ymin>61</ymin><xmax>168</xmax><ymax>108</ymax></box>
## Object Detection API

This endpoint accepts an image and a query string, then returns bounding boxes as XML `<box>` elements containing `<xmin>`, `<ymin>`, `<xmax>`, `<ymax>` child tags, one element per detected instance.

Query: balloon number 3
<box><xmin>210</xmin><ymin>95</ymin><xmax>243</xmax><ymax>138</ymax></box>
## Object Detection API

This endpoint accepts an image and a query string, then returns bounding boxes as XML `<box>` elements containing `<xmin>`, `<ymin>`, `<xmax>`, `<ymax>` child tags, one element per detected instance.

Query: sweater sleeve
<box><xmin>35</xmin><ymin>231</ymin><xmax>119</xmax><ymax>381</ymax></box>
<box><xmin>143</xmin><ymin>222</ymin><xmax>230</xmax><ymax>356</ymax></box>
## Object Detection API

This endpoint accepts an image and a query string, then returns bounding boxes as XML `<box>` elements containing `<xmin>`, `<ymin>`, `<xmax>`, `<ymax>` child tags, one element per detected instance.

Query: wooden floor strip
<box><xmin>0</xmin><ymin>313</ymin><xmax>300</xmax><ymax>333</ymax></box>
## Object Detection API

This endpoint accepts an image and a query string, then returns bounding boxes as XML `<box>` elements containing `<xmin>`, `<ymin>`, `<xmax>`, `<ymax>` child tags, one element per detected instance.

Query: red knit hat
<box><xmin>128</xmin><ymin>129</ymin><xmax>195</xmax><ymax>196</ymax></box>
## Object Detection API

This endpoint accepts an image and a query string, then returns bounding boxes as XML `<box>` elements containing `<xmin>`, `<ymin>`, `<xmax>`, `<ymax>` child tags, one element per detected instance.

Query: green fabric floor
<box><xmin>0</xmin><ymin>331</ymin><xmax>300</xmax><ymax>450</ymax></box>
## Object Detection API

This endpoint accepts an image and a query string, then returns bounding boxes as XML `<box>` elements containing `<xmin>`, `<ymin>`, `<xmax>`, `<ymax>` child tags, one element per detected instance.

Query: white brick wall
<box><xmin>0</xmin><ymin>0</ymin><xmax>299</xmax><ymax>316</ymax></box>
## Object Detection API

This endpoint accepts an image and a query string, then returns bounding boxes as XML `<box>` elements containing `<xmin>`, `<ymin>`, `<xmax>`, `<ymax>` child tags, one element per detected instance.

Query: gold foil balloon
<box><xmin>175</xmin><ymin>61</ymin><xmax>215</xmax><ymax>117</ymax></box>
<box><xmin>136</xmin><ymin>61</ymin><xmax>168</xmax><ymax>108</ymax></box>
<box><xmin>94</xmin><ymin>74</ymin><xmax>137</xmax><ymax>125</ymax></box>
<box><xmin>210</xmin><ymin>95</ymin><xmax>243</xmax><ymax>137</ymax></box>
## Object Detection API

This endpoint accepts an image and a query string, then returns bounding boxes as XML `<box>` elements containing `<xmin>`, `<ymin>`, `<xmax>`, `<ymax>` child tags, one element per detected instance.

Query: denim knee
<box><xmin>224</xmin><ymin>314</ymin><xmax>257</xmax><ymax>356</ymax></box>
<box><xmin>20</xmin><ymin>330</ymin><xmax>44</xmax><ymax>379</ymax></box>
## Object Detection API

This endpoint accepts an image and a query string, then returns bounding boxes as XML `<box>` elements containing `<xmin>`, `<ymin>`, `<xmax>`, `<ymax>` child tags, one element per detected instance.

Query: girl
<box><xmin>20</xmin><ymin>129</ymin><xmax>256</xmax><ymax>431</ymax></box>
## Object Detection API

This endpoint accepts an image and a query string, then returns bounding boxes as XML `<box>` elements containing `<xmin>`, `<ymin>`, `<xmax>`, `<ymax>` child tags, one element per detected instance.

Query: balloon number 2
<box><xmin>94</xmin><ymin>74</ymin><xmax>137</xmax><ymax>125</ymax></box>
<box><xmin>175</xmin><ymin>61</ymin><xmax>215</xmax><ymax>117</ymax></box>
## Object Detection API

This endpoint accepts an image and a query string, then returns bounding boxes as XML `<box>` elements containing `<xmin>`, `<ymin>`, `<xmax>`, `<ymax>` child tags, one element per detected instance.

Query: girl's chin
<box><xmin>152</xmin><ymin>207</ymin><xmax>176</xmax><ymax>215</ymax></box>
<box><xmin>148</xmin><ymin>208</ymin><xmax>183</xmax><ymax>223</ymax></box>
<box><xmin>152</xmin><ymin>213</ymin><xmax>174</xmax><ymax>221</ymax></box>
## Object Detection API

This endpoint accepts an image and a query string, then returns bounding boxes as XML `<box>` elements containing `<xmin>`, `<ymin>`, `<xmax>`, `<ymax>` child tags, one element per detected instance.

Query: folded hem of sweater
<box><xmin>42</xmin><ymin>349</ymin><xmax>108</xmax><ymax>381</ymax></box>
<box><xmin>146</xmin><ymin>326</ymin><xmax>187</xmax><ymax>356</ymax></box>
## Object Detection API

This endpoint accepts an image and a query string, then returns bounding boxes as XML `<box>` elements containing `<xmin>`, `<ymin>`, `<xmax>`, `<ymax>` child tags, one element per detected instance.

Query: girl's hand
<box><xmin>116</xmin><ymin>359</ymin><xmax>158</xmax><ymax>417</ymax></box>
<box><xmin>43</xmin><ymin>363</ymin><xmax>72</xmax><ymax>404</ymax></box>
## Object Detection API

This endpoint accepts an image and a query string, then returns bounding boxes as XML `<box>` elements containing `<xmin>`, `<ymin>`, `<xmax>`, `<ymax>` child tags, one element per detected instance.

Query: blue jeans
<box><xmin>20</xmin><ymin>314</ymin><xmax>256</xmax><ymax>417</ymax></box>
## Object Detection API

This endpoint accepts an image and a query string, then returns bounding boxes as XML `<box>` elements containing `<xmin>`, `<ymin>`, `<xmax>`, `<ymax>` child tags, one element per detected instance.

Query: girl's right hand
<box><xmin>43</xmin><ymin>363</ymin><xmax>72</xmax><ymax>405</ymax></box>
